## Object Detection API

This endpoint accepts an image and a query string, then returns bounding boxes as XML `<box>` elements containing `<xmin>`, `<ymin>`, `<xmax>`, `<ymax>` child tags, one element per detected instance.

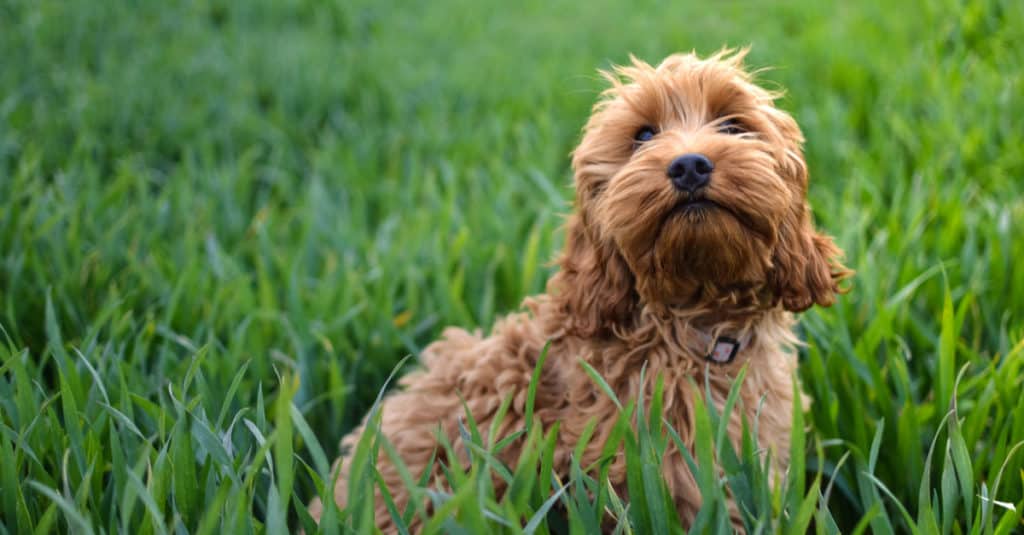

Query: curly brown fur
<box><xmin>309</xmin><ymin>48</ymin><xmax>851</xmax><ymax>532</ymax></box>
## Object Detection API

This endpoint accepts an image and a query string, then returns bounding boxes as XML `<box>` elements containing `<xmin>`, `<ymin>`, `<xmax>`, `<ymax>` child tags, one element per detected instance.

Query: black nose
<box><xmin>667</xmin><ymin>153</ymin><xmax>713</xmax><ymax>192</ymax></box>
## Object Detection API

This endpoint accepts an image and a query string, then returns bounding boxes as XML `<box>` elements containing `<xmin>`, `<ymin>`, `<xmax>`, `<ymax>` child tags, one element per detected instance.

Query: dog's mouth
<box><xmin>661</xmin><ymin>195</ymin><xmax>774</xmax><ymax>245</ymax></box>
<box><xmin>679</xmin><ymin>198</ymin><xmax>716</xmax><ymax>211</ymax></box>
<box><xmin>669</xmin><ymin>196</ymin><xmax>721</xmax><ymax>219</ymax></box>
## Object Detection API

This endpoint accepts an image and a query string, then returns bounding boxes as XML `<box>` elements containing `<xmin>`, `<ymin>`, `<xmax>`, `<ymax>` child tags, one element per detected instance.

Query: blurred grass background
<box><xmin>1</xmin><ymin>0</ymin><xmax>1023</xmax><ymax>532</ymax></box>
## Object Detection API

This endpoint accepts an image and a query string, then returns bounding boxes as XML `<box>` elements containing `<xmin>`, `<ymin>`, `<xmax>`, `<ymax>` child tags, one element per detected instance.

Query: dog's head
<box><xmin>551</xmin><ymin>49</ymin><xmax>851</xmax><ymax>337</ymax></box>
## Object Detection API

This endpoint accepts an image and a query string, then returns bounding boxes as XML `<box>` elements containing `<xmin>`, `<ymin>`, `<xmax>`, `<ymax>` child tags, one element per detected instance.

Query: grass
<box><xmin>1</xmin><ymin>0</ymin><xmax>1023</xmax><ymax>532</ymax></box>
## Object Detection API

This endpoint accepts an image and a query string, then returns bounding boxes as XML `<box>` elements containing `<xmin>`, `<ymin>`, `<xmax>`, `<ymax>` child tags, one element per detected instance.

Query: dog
<box><xmin>309</xmin><ymin>48</ymin><xmax>850</xmax><ymax>531</ymax></box>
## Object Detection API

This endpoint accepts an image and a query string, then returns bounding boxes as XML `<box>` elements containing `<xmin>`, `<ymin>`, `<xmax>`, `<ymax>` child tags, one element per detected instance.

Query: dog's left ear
<box><xmin>765</xmin><ymin>109</ymin><xmax>852</xmax><ymax>312</ymax></box>
<box><xmin>770</xmin><ymin>205</ymin><xmax>850</xmax><ymax>312</ymax></box>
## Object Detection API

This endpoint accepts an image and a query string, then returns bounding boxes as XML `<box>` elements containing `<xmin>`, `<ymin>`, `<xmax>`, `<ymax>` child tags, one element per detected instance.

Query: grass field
<box><xmin>2</xmin><ymin>0</ymin><xmax>1023</xmax><ymax>532</ymax></box>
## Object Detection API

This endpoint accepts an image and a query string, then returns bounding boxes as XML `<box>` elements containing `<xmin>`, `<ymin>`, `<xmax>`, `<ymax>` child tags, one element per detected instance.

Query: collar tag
<box><xmin>706</xmin><ymin>336</ymin><xmax>740</xmax><ymax>364</ymax></box>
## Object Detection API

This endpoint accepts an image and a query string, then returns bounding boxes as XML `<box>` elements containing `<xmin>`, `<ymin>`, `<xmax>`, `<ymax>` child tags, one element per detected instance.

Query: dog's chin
<box><xmin>639</xmin><ymin>203</ymin><xmax>772</xmax><ymax>302</ymax></box>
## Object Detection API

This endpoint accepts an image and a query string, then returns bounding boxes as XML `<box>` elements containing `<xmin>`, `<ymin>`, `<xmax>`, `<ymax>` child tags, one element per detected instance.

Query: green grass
<box><xmin>1</xmin><ymin>0</ymin><xmax>1023</xmax><ymax>532</ymax></box>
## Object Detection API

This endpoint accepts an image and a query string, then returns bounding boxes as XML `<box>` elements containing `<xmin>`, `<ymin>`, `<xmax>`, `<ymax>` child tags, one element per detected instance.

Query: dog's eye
<box><xmin>633</xmin><ymin>126</ymin><xmax>657</xmax><ymax>146</ymax></box>
<box><xmin>718</xmin><ymin>118</ymin><xmax>744</xmax><ymax>135</ymax></box>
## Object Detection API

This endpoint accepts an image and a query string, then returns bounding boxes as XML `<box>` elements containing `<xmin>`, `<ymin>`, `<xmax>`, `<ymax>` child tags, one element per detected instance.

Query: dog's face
<box><xmin>553</xmin><ymin>50</ymin><xmax>849</xmax><ymax>335</ymax></box>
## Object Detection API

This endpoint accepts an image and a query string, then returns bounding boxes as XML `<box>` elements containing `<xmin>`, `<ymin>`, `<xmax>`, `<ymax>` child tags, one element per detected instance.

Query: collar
<box><xmin>694</xmin><ymin>329</ymin><xmax>753</xmax><ymax>365</ymax></box>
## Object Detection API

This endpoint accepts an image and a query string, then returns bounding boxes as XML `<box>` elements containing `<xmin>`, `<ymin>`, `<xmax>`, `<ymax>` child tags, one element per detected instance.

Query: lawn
<box><xmin>1</xmin><ymin>0</ymin><xmax>1023</xmax><ymax>532</ymax></box>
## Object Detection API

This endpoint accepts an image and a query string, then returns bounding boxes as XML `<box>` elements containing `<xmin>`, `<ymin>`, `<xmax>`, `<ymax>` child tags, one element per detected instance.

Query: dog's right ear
<box><xmin>548</xmin><ymin>212</ymin><xmax>637</xmax><ymax>338</ymax></box>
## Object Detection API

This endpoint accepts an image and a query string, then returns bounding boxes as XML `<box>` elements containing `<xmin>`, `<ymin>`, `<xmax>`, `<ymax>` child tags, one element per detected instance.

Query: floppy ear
<box><xmin>761</xmin><ymin>105</ymin><xmax>851</xmax><ymax>312</ymax></box>
<box><xmin>547</xmin><ymin>211</ymin><xmax>637</xmax><ymax>337</ymax></box>
<box><xmin>770</xmin><ymin>204</ymin><xmax>851</xmax><ymax>312</ymax></box>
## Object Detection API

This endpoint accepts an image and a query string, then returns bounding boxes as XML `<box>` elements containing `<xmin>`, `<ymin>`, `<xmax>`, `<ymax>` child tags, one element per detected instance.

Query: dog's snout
<box><xmin>667</xmin><ymin>153</ymin><xmax>713</xmax><ymax>193</ymax></box>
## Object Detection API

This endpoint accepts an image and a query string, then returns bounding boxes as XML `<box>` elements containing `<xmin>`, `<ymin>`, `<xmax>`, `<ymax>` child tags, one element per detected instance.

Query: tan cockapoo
<box><xmin>310</xmin><ymin>49</ymin><xmax>850</xmax><ymax>531</ymax></box>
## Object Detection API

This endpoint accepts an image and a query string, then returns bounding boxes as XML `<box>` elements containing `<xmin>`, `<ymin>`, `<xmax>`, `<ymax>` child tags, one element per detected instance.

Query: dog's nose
<box><xmin>667</xmin><ymin>153</ymin><xmax>713</xmax><ymax>193</ymax></box>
